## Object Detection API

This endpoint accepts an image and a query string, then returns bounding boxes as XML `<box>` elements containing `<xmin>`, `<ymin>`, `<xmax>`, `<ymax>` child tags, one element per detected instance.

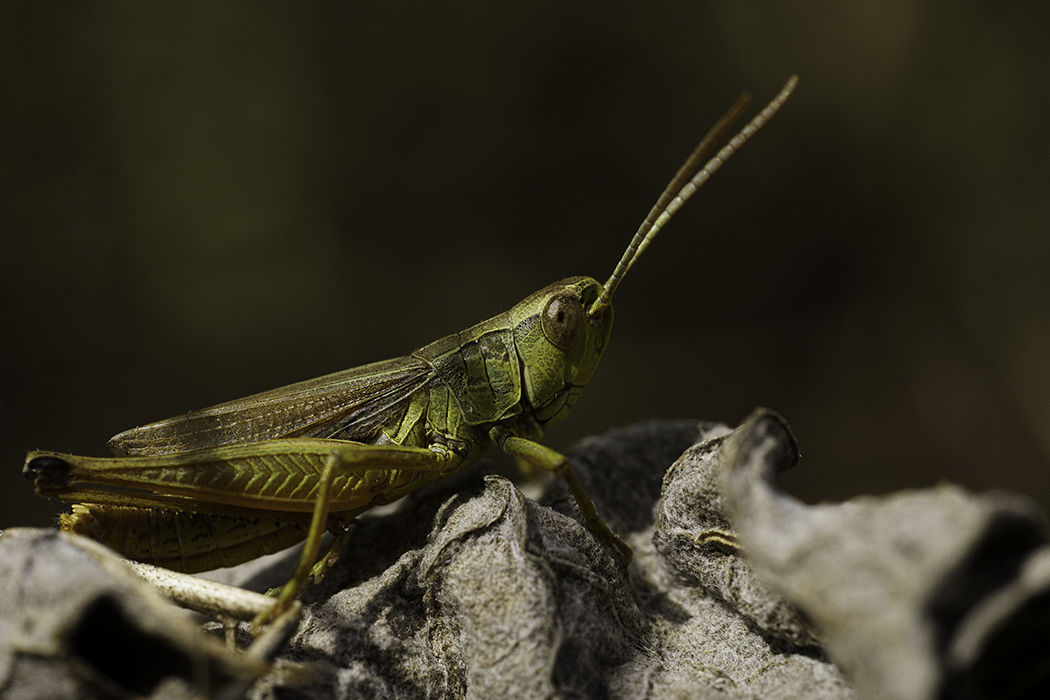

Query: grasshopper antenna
<box><xmin>587</xmin><ymin>75</ymin><xmax>799</xmax><ymax>321</ymax></box>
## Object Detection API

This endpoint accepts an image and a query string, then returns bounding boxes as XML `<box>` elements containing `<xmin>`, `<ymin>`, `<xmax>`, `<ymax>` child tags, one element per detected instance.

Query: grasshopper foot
<box><xmin>611</xmin><ymin>535</ymin><xmax>633</xmax><ymax>567</ymax></box>
<box><xmin>693</xmin><ymin>528</ymin><xmax>743</xmax><ymax>554</ymax></box>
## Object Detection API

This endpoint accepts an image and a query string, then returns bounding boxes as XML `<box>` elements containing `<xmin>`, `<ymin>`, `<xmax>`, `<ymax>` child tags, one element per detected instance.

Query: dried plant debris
<box><xmin>719</xmin><ymin>409</ymin><xmax>1050</xmax><ymax>700</ymax></box>
<box><xmin>651</xmin><ymin>423</ymin><xmax>822</xmax><ymax>649</ymax></box>
<box><xmin>0</xmin><ymin>528</ymin><xmax>290</xmax><ymax>700</ymax></box>
<box><xmin>4</xmin><ymin>416</ymin><xmax>1049</xmax><ymax>699</ymax></box>
<box><xmin>222</xmin><ymin>420</ymin><xmax>853</xmax><ymax>699</ymax></box>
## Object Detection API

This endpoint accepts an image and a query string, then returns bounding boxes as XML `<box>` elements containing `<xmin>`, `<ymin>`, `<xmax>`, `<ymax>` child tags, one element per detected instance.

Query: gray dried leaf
<box><xmin>241</xmin><ymin>421</ymin><xmax>853</xmax><ymax>699</ymax></box>
<box><xmin>719</xmin><ymin>409</ymin><xmax>1050</xmax><ymax>700</ymax></box>
<box><xmin>9</xmin><ymin>416</ymin><xmax>1048</xmax><ymax>700</ymax></box>
<box><xmin>0</xmin><ymin>528</ymin><xmax>276</xmax><ymax>700</ymax></box>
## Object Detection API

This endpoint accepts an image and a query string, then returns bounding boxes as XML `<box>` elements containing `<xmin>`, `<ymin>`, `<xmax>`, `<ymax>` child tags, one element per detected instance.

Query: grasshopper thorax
<box><xmin>510</xmin><ymin>277</ymin><xmax>612</xmax><ymax>427</ymax></box>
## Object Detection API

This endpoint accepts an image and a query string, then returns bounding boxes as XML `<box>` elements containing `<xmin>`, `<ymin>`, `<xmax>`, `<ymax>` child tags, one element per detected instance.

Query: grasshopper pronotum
<box><xmin>24</xmin><ymin>76</ymin><xmax>798</xmax><ymax>632</ymax></box>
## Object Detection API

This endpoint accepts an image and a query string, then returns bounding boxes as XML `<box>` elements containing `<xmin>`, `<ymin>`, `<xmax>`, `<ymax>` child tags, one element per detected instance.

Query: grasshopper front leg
<box><xmin>492</xmin><ymin>429</ymin><xmax>632</xmax><ymax>565</ymax></box>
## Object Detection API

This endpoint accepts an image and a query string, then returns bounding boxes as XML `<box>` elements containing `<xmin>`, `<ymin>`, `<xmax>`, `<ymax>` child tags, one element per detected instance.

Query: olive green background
<box><xmin>3</xmin><ymin>2</ymin><xmax>1049</xmax><ymax>529</ymax></box>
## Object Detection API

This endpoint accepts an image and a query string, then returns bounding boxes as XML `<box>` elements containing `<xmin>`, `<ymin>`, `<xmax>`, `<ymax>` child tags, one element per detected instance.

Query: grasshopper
<box><xmin>24</xmin><ymin>76</ymin><xmax>798</xmax><ymax>632</ymax></box>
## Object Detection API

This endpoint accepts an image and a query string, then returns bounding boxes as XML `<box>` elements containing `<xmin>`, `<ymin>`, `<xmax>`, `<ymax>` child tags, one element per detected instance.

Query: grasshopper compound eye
<box><xmin>541</xmin><ymin>290</ymin><xmax>582</xmax><ymax>350</ymax></box>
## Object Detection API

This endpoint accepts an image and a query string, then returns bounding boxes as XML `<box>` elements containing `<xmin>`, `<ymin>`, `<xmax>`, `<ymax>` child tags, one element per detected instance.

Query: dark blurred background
<box><xmin>3</xmin><ymin>1</ymin><xmax>1049</xmax><ymax>529</ymax></box>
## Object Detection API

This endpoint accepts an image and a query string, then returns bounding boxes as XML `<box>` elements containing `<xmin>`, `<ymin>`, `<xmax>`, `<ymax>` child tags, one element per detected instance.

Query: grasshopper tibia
<box><xmin>494</xmin><ymin>431</ymin><xmax>633</xmax><ymax>565</ymax></box>
<box><xmin>252</xmin><ymin>440</ymin><xmax>461</xmax><ymax>631</ymax></box>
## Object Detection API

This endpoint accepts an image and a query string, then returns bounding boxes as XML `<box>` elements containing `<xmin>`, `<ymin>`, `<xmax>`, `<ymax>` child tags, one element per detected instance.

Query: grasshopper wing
<box><xmin>109</xmin><ymin>356</ymin><xmax>434</xmax><ymax>457</ymax></box>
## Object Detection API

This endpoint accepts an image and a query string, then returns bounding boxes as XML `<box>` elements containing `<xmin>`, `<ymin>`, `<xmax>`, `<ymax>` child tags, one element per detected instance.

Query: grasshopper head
<box><xmin>508</xmin><ymin>77</ymin><xmax>800</xmax><ymax>429</ymax></box>
<box><xmin>511</xmin><ymin>277</ymin><xmax>612</xmax><ymax>427</ymax></box>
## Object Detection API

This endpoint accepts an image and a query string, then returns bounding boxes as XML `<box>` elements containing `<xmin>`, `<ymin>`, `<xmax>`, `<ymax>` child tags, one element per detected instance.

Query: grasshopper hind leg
<box><xmin>253</xmin><ymin>450</ymin><xmax>342</xmax><ymax>633</ymax></box>
<box><xmin>252</xmin><ymin>441</ymin><xmax>460</xmax><ymax>633</ymax></box>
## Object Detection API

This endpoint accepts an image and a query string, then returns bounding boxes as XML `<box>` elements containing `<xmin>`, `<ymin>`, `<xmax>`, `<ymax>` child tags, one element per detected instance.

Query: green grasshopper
<box><xmin>24</xmin><ymin>76</ymin><xmax>797</xmax><ymax>632</ymax></box>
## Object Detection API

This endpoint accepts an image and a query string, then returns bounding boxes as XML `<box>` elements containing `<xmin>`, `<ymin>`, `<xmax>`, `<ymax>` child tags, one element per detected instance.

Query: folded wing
<box><xmin>108</xmin><ymin>356</ymin><xmax>435</xmax><ymax>456</ymax></box>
